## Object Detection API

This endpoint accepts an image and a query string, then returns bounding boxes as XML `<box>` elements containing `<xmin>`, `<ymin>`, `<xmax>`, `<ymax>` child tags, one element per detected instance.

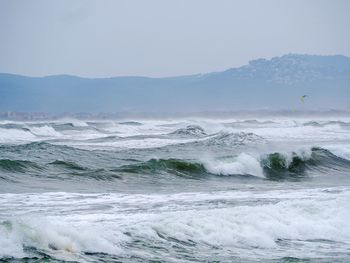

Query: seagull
<box><xmin>300</xmin><ymin>95</ymin><xmax>308</xmax><ymax>103</ymax></box>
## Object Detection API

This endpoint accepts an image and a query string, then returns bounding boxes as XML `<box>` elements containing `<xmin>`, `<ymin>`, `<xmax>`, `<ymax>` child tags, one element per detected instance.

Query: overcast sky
<box><xmin>0</xmin><ymin>0</ymin><xmax>349</xmax><ymax>77</ymax></box>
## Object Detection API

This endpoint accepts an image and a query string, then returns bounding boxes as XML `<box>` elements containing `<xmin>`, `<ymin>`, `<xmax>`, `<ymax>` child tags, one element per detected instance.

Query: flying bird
<box><xmin>300</xmin><ymin>95</ymin><xmax>308</xmax><ymax>103</ymax></box>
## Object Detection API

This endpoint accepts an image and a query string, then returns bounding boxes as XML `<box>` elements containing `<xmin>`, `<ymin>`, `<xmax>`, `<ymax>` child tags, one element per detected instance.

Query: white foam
<box><xmin>202</xmin><ymin>153</ymin><xmax>264</xmax><ymax>177</ymax></box>
<box><xmin>0</xmin><ymin>128</ymin><xmax>36</xmax><ymax>143</ymax></box>
<box><xmin>0</xmin><ymin>117</ymin><xmax>349</xmax><ymax>149</ymax></box>
<box><xmin>0</xmin><ymin>223</ymin><xmax>25</xmax><ymax>258</ymax></box>
<box><xmin>1</xmin><ymin>188</ymin><xmax>349</xmax><ymax>259</ymax></box>
<box><xmin>0</xmin><ymin>218</ymin><xmax>125</xmax><ymax>259</ymax></box>
<box><xmin>63</xmin><ymin>119</ymin><xmax>89</xmax><ymax>127</ymax></box>
<box><xmin>151</xmin><ymin>192</ymin><xmax>350</xmax><ymax>249</ymax></box>
<box><xmin>28</xmin><ymin>125</ymin><xmax>62</xmax><ymax>137</ymax></box>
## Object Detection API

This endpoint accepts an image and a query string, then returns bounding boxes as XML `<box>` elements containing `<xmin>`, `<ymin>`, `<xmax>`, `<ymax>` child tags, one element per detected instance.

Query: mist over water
<box><xmin>1</xmin><ymin>115</ymin><xmax>350</xmax><ymax>262</ymax></box>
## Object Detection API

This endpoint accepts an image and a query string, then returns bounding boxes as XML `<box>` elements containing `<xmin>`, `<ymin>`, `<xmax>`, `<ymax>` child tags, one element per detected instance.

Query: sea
<box><xmin>0</xmin><ymin>115</ymin><xmax>350</xmax><ymax>262</ymax></box>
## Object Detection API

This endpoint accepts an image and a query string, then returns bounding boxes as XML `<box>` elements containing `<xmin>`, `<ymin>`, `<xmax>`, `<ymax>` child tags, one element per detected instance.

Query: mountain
<box><xmin>0</xmin><ymin>54</ymin><xmax>349</xmax><ymax>113</ymax></box>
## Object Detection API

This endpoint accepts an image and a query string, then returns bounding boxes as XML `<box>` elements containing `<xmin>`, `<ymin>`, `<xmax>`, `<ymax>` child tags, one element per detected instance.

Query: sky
<box><xmin>0</xmin><ymin>0</ymin><xmax>350</xmax><ymax>78</ymax></box>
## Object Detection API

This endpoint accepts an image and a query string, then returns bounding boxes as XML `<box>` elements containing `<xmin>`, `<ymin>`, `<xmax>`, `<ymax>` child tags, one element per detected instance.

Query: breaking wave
<box><xmin>114</xmin><ymin>147</ymin><xmax>350</xmax><ymax>180</ymax></box>
<box><xmin>1</xmin><ymin>188</ymin><xmax>349</xmax><ymax>261</ymax></box>
<box><xmin>0</xmin><ymin>141</ymin><xmax>350</xmax><ymax>182</ymax></box>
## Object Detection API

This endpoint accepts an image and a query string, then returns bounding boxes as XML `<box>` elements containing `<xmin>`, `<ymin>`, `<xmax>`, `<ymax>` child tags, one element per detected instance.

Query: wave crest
<box><xmin>170</xmin><ymin>125</ymin><xmax>206</xmax><ymax>137</ymax></box>
<box><xmin>115</xmin><ymin>147</ymin><xmax>350</xmax><ymax>180</ymax></box>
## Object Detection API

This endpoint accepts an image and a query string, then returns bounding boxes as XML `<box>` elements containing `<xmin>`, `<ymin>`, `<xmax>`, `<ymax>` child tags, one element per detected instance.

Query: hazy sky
<box><xmin>0</xmin><ymin>0</ymin><xmax>350</xmax><ymax>77</ymax></box>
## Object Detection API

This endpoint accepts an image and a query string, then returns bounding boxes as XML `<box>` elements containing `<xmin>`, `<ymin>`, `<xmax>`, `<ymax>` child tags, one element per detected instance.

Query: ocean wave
<box><xmin>324</xmin><ymin>145</ymin><xmax>350</xmax><ymax>161</ymax></box>
<box><xmin>51</xmin><ymin>123</ymin><xmax>105</xmax><ymax>135</ymax></box>
<box><xmin>0</xmin><ymin>128</ymin><xmax>37</xmax><ymax>143</ymax></box>
<box><xmin>1</xmin><ymin>188</ymin><xmax>349</xmax><ymax>260</ymax></box>
<box><xmin>0</xmin><ymin>159</ymin><xmax>42</xmax><ymax>173</ymax></box>
<box><xmin>0</xmin><ymin>162</ymin><xmax>122</xmax><ymax>182</ymax></box>
<box><xmin>150</xmin><ymin>190</ymin><xmax>350</xmax><ymax>250</ymax></box>
<box><xmin>27</xmin><ymin>125</ymin><xmax>62</xmax><ymax>137</ymax></box>
<box><xmin>0</xmin><ymin>123</ymin><xmax>27</xmax><ymax>130</ymax></box>
<box><xmin>55</xmin><ymin>119</ymin><xmax>89</xmax><ymax>127</ymax></box>
<box><xmin>0</xmin><ymin>218</ymin><xmax>124</xmax><ymax>259</ymax></box>
<box><xmin>118</xmin><ymin>121</ymin><xmax>143</xmax><ymax>126</ymax></box>
<box><xmin>303</xmin><ymin>120</ymin><xmax>350</xmax><ymax>128</ymax></box>
<box><xmin>85</xmin><ymin>135</ymin><xmax>121</xmax><ymax>143</ymax></box>
<box><xmin>169</xmin><ymin>125</ymin><xmax>207</xmax><ymax>137</ymax></box>
<box><xmin>48</xmin><ymin>160</ymin><xmax>88</xmax><ymax>171</ymax></box>
<box><xmin>202</xmin><ymin>153</ymin><xmax>264</xmax><ymax>178</ymax></box>
<box><xmin>0</xmin><ymin>141</ymin><xmax>350</xmax><ymax>182</ymax></box>
<box><xmin>208</xmin><ymin>147</ymin><xmax>350</xmax><ymax>179</ymax></box>
<box><xmin>115</xmin><ymin>158</ymin><xmax>207</xmax><ymax>178</ymax></box>
<box><xmin>115</xmin><ymin>147</ymin><xmax>350</xmax><ymax>179</ymax></box>
<box><xmin>0</xmin><ymin>125</ymin><xmax>61</xmax><ymax>143</ymax></box>
<box><xmin>48</xmin><ymin>160</ymin><xmax>122</xmax><ymax>180</ymax></box>
<box><xmin>0</xmin><ymin>141</ymin><xmax>82</xmax><ymax>154</ymax></box>
<box><xmin>173</xmin><ymin>131</ymin><xmax>265</xmax><ymax>148</ymax></box>
<box><xmin>223</xmin><ymin>119</ymin><xmax>277</xmax><ymax>127</ymax></box>
<box><xmin>78</xmin><ymin>130</ymin><xmax>265</xmax><ymax>150</ymax></box>
<box><xmin>204</xmin><ymin>131</ymin><xmax>264</xmax><ymax>146</ymax></box>
<box><xmin>260</xmin><ymin>149</ymin><xmax>314</xmax><ymax>180</ymax></box>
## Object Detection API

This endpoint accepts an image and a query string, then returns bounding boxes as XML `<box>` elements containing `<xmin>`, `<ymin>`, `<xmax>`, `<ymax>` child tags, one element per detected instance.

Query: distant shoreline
<box><xmin>1</xmin><ymin>109</ymin><xmax>350</xmax><ymax>121</ymax></box>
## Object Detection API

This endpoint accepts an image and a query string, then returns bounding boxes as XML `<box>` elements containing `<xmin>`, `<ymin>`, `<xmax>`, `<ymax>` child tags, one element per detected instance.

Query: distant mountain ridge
<box><xmin>229</xmin><ymin>54</ymin><xmax>350</xmax><ymax>84</ymax></box>
<box><xmin>0</xmin><ymin>54</ymin><xmax>349</xmax><ymax>112</ymax></box>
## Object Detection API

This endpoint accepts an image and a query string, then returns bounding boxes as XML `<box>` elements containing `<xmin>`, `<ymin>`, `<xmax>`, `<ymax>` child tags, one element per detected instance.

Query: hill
<box><xmin>0</xmin><ymin>54</ymin><xmax>349</xmax><ymax>113</ymax></box>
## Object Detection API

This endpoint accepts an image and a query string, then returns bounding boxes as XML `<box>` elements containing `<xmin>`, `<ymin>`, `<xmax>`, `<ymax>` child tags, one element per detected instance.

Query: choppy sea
<box><xmin>1</xmin><ymin>116</ymin><xmax>350</xmax><ymax>262</ymax></box>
